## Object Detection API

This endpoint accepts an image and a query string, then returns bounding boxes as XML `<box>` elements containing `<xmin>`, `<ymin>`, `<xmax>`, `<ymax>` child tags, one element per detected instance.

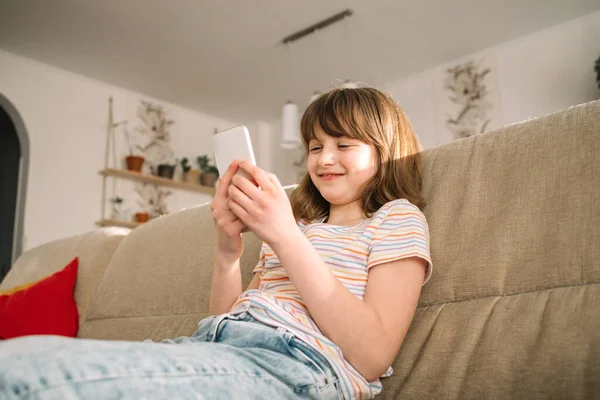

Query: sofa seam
<box><xmin>84</xmin><ymin>281</ymin><xmax>600</xmax><ymax>321</ymax></box>
<box><xmin>173</xmin><ymin>314</ymin><xmax>191</xmax><ymax>338</ymax></box>
<box><xmin>80</xmin><ymin>229</ymin><xmax>132</xmax><ymax>324</ymax></box>
<box><xmin>418</xmin><ymin>279</ymin><xmax>600</xmax><ymax>308</ymax></box>
<box><xmin>71</xmin><ymin>230</ymin><xmax>98</xmax><ymax>323</ymax></box>
<box><xmin>84</xmin><ymin>311</ymin><xmax>206</xmax><ymax>323</ymax></box>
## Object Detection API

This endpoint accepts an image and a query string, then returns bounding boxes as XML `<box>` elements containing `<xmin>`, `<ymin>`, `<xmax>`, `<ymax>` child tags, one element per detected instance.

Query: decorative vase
<box><xmin>126</xmin><ymin>155</ymin><xmax>144</xmax><ymax>172</ymax></box>
<box><xmin>201</xmin><ymin>172</ymin><xmax>218</xmax><ymax>187</ymax></box>
<box><xmin>157</xmin><ymin>164</ymin><xmax>175</xmax><ymax>179</ymax></box>
<box><xmin>135</xmin><ymin>212</ymin><xmax>150</xmax><ymax>223</ymax></box>
<box><xmin>183</xmin><ymin>169</ymin><xmax>201</xmax><ymax>184</ymax></box>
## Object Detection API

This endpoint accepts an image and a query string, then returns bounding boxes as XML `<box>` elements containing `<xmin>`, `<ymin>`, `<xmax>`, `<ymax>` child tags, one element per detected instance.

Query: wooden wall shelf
<box><xmin>97</xmin><ymin>168</ymin><xmax>216</xmax><ymax>229</ymax></box>
<box><xmin>98</xmin><ymin>168</ymin><xmax>216</xmax><ymax>195</ymax></box>
<box><xmin>99</xmin><ymin>98</ymin><xmax>217</xmax><ymax>231</ymax></box>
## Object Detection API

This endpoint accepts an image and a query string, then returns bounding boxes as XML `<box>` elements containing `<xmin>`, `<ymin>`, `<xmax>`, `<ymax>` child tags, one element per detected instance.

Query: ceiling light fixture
<box><xmin>279</xmin><ymin>9</ymin><xmax>354</xmax><ymax>150</ymax></box>
<box><xmin>281</xmin><ymin>9</ymin><xmax>353</xmax><ymax>45</ymax></box>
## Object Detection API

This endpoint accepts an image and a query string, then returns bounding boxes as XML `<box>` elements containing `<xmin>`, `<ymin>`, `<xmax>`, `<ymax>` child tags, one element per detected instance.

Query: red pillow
<box><xmin>0</xmin><ymin>257</ymin><xmax>79</xmax><ymax>340</ymax></box>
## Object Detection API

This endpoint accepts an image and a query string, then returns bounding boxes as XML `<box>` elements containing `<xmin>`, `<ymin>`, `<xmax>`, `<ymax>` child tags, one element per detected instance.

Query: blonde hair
<box><xmin>290</xmin><ymin>87</ymin><xmax>425</xmax><ymax>223</ymax></box>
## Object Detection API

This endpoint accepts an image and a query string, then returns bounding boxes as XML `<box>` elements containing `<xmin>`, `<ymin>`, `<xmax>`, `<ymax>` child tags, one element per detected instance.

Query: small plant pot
<box><xmin>157</xmin><ymin>164</ymin><xmax>176</xmax><ymax>179</ymax></box>
<box><xmin>183</xmin><ymin>169</ymin><xmax>201</xmax><ymax>184</ymax></box>
<box><xmin>201</xmin><ymin>172</ymin><xmax>219</xmax><ymax>187</ymax></box>
<box><xmin>135</xmin><ymin>212</ymin><xmax>150</xmax><ymax>223</ymax></box>
<box><xmin>126</xmin><ymin>155</ymin><xmax>144</xmax><ymax>172</ymax></box>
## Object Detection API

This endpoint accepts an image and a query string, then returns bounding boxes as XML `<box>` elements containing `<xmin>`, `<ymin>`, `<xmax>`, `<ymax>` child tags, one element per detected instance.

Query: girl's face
<box><xmin>307</xmin><ymin>123</ymin><xmax>378</xmax><ymax>207</ymax></box>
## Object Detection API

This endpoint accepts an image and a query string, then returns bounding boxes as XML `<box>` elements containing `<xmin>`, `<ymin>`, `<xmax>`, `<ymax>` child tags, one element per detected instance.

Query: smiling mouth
<box><xmin>319</xmin><ymin>173</ymin><xmax>344</xmax><ymax>180</ymax></box>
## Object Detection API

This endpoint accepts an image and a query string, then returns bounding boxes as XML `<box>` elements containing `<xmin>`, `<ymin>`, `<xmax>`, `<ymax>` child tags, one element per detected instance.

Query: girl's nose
<box><xmin>318</xmin><ymin>148</ymin><xmax>336</xmax><ymax>166</ymax></box>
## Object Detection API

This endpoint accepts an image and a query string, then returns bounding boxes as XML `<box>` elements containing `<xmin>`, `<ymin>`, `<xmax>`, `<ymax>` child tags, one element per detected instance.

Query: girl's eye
<box><xmin>338</xmin><ymin>145</ymin><xmax>351</xmax><ymax>149</ymax></box>
<box><xmin>309</xmin><ymin>147</ymin><xmax>322</xmax><ymax>152</ymax></box>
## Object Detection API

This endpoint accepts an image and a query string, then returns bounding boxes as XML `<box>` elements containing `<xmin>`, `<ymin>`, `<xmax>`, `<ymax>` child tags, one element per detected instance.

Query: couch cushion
<box><xmin>383</xmin><ymin>284</ymin><xmax>599</xmax><ymax>398</ymax></box>
<box><xmin>82</xmin><ymin>204</ymin><xmax>263</xmax><ymax>341</ymax></box>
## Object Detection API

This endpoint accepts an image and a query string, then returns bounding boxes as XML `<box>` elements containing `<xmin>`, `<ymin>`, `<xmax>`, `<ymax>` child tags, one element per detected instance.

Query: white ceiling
<box><xmin>0</xmin><ymin>0</ymin><xmax>598</xmax><ymax>123</ymax></box>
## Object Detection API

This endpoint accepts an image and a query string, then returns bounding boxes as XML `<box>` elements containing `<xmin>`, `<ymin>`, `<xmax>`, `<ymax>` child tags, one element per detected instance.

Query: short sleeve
<box><xmin>252</xmin><ymin>243</ymin><xmax>267</xmax><ymax>275</ymax></box>
<box><xmin>367</xmin><ymin>202</ymin><xmax>433</xmax><ymax>285</ymax></box>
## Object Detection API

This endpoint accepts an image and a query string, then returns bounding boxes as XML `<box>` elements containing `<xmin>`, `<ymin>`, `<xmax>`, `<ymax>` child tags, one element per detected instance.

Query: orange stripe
<box><xmin>350</xmin><ymin>376</ymin><xmax>363</xmax><ymax>397</ymax></box>
<box><xmin>333</xmin><ymin>275</ymin><xmax>367</xmax><ymax>282</ymax></box>
<box><xmin>306</xmin><ymin>233</ymin><xmax>355</xmax><ymax>240</ymax></box>
<box><xmin>371</xmin><ymin>231</ymin><xmax>426</xmax><ymax>241</ymax></box>
<box><xmin>345</xmin><ymin>248</ymin><xmax>368</xmax><ymax>256</ymax></box>
<box><xmin>378</xmin><ymin>231</ymin><xmax>425</xmax><ymax>238</ymax></box>
<box><xmin>371</xmin><ymin>253</ymin><xmax>424</xmax><ymax>265</ymax></box>
<box><xmin>232</xmin><ymin>298</ymin><xmax>249</xmax><ymax>307</ymax></box>
<box><xmin>387</xmin><ymin>211</ymin><xmax>423</xmax><ymax>218</ymax></box>
<box><xmin>261</xmin><ymin>276</ymin><xmax>290</xmax><ymax>282</ymax></box>
<box><xmin>273</xmin><ymin>295</ymin><xmax>306</xmax><ymax>308</ymax></box>
<box><xmin>306</xmin><ymin>234</ymin><xmax>335</xmax><ymax>240</ymax></box>
<box><xmin>330</xmin><ymin>267</ymin><xmax>366</xmax><ymax>277</ymax></box>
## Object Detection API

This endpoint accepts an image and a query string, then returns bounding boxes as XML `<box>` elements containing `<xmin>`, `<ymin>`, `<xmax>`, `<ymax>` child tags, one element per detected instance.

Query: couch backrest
<box><xmin>79</xmin><ymin>204</ymin><xmax>264</xmax><ymax>341</ymax></box>
<box><xmin>385</xmin><ymin>100</ymin><xmax>600</xmax><ymax>398</ymax></box>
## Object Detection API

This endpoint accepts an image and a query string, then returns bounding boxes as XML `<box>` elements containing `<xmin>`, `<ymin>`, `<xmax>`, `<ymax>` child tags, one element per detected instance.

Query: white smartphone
<box><xmin>212</xmin><ymin>125</ymin><xmax>257</xmax><ymax>183</ymax></box>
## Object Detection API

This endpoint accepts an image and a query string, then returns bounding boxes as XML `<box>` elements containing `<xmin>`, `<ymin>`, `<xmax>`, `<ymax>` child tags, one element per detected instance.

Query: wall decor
<box><xmin>134</xmin><ymin>183</ymin><xmax>172</xmax><ymax>218</ymax></box>
<box><xmin>435</xmin><ymin>53</ymin><xmax>502</xmax><ymax>143</ymax></box>
<box><xmin>135</xmin><ymin>100</ymin><xmax>176</xmax><ymax>174</ymax></box>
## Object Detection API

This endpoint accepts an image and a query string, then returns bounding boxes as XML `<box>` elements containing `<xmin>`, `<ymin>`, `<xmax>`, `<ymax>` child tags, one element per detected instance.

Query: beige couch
<box><xmin>2</xmin><ymin>100</ymin><xmax>599</xmax><ymax>399</ymax></box>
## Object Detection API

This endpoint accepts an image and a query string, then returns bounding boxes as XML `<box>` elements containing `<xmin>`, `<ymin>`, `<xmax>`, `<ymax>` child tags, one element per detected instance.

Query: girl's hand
<box><xmin>210</xmin><ymin>160</ymin><xmax>246</xmax><ymax>262</ymax></box>
<box><xmin>227</xmin><ymin>161</ymin><xmax>298</xmax><ymax>248</ymax></box>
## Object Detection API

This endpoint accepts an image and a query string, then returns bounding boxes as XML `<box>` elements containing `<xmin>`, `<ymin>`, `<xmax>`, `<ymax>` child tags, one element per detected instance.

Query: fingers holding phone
<box><xmin>210</xmin><ymin>160</ymin><xmax>246</xmax><ymax>259</ymax></box>
<box><xmin>214</xmin><ymin>159</ymin><xmax>238</xmax><ymax>200</ymax></box>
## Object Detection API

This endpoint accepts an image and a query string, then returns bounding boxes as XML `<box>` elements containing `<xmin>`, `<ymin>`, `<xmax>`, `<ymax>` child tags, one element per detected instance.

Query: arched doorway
<box><xmin>0</xmin><ymin>94</ymin><xmax>29</xmax><ymax>281</ymax></box>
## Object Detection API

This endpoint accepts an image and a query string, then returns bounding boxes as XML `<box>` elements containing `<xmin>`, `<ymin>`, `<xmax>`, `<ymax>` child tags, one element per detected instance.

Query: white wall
<box><xmin>270</xmin><ymin>11</ymin><xmax>600</xmax><ymax>186</ymax></box>
<box><xmin>260</xmin><ymin>119</ymin><xmax>308</xmax><ymax>187</ymax></box>
<box><xmin>4</xmin><ymin>10</ymin><xmax>600</xmax><ymax>250</ymax></box>
<box><xmin>384</xmin><ymin>11</ymin><xmax>600</xmax><ymax>149</ymax></box>
<box><xmin>0</xmin><ymin>49</ymin><xmax>239</xmax><ymax>252</ymax></box>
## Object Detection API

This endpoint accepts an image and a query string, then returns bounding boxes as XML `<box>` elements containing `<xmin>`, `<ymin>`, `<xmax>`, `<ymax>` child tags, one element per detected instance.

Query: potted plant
<box><xmin>181</xmin><ymin>157</ymin><xmax>200</xmax><ymax>184</ymax></box>
<box><xmin>123</xmin><ymin>125</ymin><xmax>145</xmax><ymax>172</ymax></box>
<box><xmin>134</xmin><ymin>211</ymin><xmax>150</xmax><ymax>223</ymax></box>
<box><xmin>156</xmin><ymin>158</ymin><xmax>178</xmax><ymax>180</ymax></box>
<box><xmin>197</xmin><ymin>155</ymin><xmax>219</xmax><ymax>187</ymax></box>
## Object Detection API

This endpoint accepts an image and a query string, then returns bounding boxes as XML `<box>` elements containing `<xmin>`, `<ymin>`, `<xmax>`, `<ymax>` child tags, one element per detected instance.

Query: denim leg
<box><xmin>210</xmin><ymin>314</ymin><xmax>340</xmax><ymax>396</ymax></box>
<box><xmin>0</xmin><ymin>315</ymin><xmax>341</xmax><ymax>399</ymax></box>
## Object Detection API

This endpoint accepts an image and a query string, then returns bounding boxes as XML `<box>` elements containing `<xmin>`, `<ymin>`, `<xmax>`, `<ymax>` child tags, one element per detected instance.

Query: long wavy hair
<box><xmin>290</xmin><ymin>87</ymin><xmax>425</xmax><ymax>223</ymax></box>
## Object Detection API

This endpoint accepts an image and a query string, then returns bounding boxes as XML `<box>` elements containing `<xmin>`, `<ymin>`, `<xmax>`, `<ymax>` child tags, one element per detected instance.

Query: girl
<box><xmin>0</xmin><ymin>87</ymin><xmax>431</xmax><ymax>400</ymax></box>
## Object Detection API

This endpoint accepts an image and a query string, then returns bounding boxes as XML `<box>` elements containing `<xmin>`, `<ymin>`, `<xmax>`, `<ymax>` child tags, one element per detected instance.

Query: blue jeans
<box><xmin>0</xmin><ymin>312</ymin><xmax>341</xmax><ymax>399</ymax></box>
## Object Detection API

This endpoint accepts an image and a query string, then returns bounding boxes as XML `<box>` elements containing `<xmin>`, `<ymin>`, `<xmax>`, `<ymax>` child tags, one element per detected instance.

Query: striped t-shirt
<box><xmin>228</xmin><ymin>198</ymin><xmax>432</xmax><ymax>399</ymax></box>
